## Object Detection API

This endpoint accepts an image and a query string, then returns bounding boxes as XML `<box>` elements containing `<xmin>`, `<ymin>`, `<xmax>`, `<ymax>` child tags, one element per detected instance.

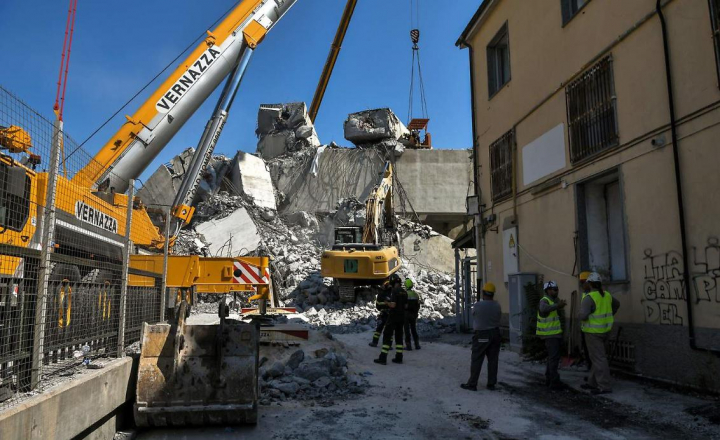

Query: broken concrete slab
<box><xmin>195</xmin><ymin>207</ymin><xmax>261</xmax><ymax>257</ymax></box>
<box><xmin>344</xmin><ymin>108</ymin><xmax>410</xmax><ymax>145</ymax></box>
<box><xmin>401</xmin><ymin>231</ymin><xmax>457</xmax><ymax>274</ymax></box>
<box><xmin>257</xmin><ymin>133</ymin><xmax>288</xmax><ymax>160</ymax></box>
<box><xmin>229</xmin><ymin>151</ymin><xmax>276</xmax><ymax>210</ymax></box>
<box><xmin>137</xmin><ymin>164</ymin><xmax>178</xmax><ymax>209</ymax></box>
<box><xmin>257</xmin><ymin>103</ymin><xmax>321</xmax><ymax>160</ymax></box>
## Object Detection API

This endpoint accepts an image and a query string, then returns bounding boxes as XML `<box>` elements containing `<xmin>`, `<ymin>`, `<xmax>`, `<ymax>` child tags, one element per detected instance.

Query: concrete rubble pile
<box><xmin>256</xmin><ymin>102</ymin><xmax>321</xmax><ymax>160</ymax></box>
<box><xmin>144</xmin><ymin>102</ymin><xmax>463</xmax><ymax>334</ymax></box>
<box><xmin>258</xmin><ymin>345</ymin><xmax>370</xmax><ymax>405</ymax></box>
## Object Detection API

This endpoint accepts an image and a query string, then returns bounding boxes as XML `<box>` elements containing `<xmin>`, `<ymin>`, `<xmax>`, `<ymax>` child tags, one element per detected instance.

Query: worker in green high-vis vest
<box><xmin>578</xmin><ymin>272</ymin><xmax>620</xmax><ymax>395</ymax></box>
<box><xmin>536</xmin><ymin>281</ymin><xmax>566</xmax><ymax>390</ymax></box>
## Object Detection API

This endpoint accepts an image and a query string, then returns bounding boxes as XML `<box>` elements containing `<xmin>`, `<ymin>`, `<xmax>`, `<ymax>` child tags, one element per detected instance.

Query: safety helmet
<box><xmin>389</xmin><ymin>274</ymin><xmax>402</xmax><ymax>284</ymax></box>
<box><xmin>404</xmin><ymin>278</ymin><xmax>414</xmax><ymax>289</ymax></box>
<box><xmin>482</xmin><ymin>282</ymin><xmax>496</xmax><ymax>294</ymax></box>
<box><xmin>587</xmin><ymin>272</ymin><xmax>602</xmax><ymax>283</ymax></box>
<box><xmin>543</xmin><ymin>281</ymin><xmax>558</xmax><ymax>291</ymax></box>
<box><xmin>579</xmin><ymin>271</ymin><xmax>592</xmax><ymax>282</ymax></box>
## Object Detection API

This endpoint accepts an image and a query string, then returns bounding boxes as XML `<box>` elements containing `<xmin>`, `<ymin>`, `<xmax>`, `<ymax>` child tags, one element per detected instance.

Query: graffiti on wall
<box><xmin>692</xmin><ymin>237</ymin><xmax>720</xmax><ymax>304</ymax></box>
<box><xmin>641</xmin><ymin>248</ymin><xmax>685</xmax><ymax>326</ymax></box>
<box><xmin>641</xmin><ymin>238</ymin><xmax>720</xmax><ymax>326</ymax></box>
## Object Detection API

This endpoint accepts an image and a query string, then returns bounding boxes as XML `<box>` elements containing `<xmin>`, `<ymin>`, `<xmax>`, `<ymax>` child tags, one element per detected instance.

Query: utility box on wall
<box><xmin>508</xmin><ymin>272</ymin><xmax>537</xmax><ymax>353</ymax></box>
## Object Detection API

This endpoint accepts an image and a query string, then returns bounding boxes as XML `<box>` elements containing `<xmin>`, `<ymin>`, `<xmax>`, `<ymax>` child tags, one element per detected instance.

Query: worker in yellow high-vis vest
<box><xmin>578</xmin><ymin>272</ymin><xmax>620</xmax><ymax>395</ymax></box>
<box><xmin>537</xmin><ymin>281</ymin><xmax>566</xmax><ymax>390</ymax></box>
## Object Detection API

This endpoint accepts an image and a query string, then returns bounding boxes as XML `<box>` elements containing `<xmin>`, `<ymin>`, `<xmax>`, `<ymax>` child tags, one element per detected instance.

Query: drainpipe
<box><xmin>656</xmin><ymin>0</ymin><xmax>720</xmax><ymax>355</ymax></box>
<box><xmin>464</xmin><ymin>42</ymin><xmax>487</xmax><ymax>286</ymax></box>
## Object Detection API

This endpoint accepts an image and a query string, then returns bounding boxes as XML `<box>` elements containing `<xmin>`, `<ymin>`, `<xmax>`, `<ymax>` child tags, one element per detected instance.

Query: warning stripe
<box><xmin>232</xmin><ymin>261</ymin><xmax>270</xmax><ymax>285</ymax></box>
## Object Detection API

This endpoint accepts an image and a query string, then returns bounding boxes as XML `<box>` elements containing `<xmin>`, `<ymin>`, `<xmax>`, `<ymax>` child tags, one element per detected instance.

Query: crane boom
<box><xmin>72</xmin><ymin>0</ymin><xmax>297</xmax><ymax>193</ymax></box>
<box><xmin>308</xmin><ymin>0</ymin><xmax>358</xmax><ymax>123</ymax></box>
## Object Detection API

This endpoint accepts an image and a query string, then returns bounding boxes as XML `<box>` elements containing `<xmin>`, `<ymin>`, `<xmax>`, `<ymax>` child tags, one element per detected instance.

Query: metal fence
<box><xmin>0</xmin><ymin>86</ymin><xmax>164</xmax><ymax>410</ymax></box>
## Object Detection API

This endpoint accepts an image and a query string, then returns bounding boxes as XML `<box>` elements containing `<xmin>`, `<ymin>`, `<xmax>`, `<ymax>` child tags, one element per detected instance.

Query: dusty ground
<box><xmin>138</xmin><ymin>326</ymin><xmax>720</xmax><ymax>440</ymax></box>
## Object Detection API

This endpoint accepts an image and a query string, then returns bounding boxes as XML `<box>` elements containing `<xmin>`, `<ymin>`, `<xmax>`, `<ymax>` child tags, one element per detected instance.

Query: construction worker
<box><xmin>537</xmin><ymin>281</ymin><xmax>566</xmax><ymax>390</ymax></box>
<box><xmin>374</xmin><ymin>274</ymin><xmax>407</xmax><ymax>365</ymax></box>
<box><xmin>404</xmin><ymin>278</ymin><xmax>421</xmax><ymax>351</ymax></box>
<box><xmin>578</xmin><ymin>271</ymin><xmax>593</xmax><ymax>371</ymax></box>
<box><xmin>369</xmin><ymin>280</ymin><xmax>392</xmax><ymax>347</ymax></box>
<box><xmin>460</xmin><ymin>282</ymin><xmax>501</xmax><ymax>391</ymax></box>
<box><xmin>578</xmin><ymin>272</ymin><xmax>620</xmax><ymax>395</ymax></box>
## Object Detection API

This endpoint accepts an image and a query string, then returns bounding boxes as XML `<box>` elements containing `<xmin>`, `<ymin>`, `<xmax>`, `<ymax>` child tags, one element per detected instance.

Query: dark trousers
<box><xmin>381</xmin><ymin>317</ymin><xmax>404</xmax><ymax>354</ymax></box>
<box><xmin>404</xmin><ymin>312</ymin><xmax>419</xmax><ymax>345</ymax></box>
<box><xmin>466</xmin><ymin>328</ymin><xmax>501</xmax><ymax>387</ymax></box>
<box><xmin>372</xmin><ymin>311</ymin><xmax>388</xmax><ymax>341</ymax></box>
<box><xmin>544</xmin><ymin>337</ymin><xmax>562</xmax><ymax>386</ymax></box>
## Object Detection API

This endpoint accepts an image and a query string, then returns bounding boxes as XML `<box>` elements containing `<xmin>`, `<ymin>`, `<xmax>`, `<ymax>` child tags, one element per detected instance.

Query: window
<box><xmin>489</xmin><ymin>130</ymin><xmax>514</xmax><ymax>202</ymax></box>
<box><xmin>709</xmin><ymin>0</ymin><xmax>720</xmax><ymax>84</ymax></box>
<box><xmin>561</xmin><ymin>0</ymin><xmax>590</xmax><ymax>25</ymax></box>
<box><xmin>0</xmin><ymin>162</ymin><xmax>31</xmax><ymax>232</ymax></box>
<box><xmin>577</xmin><ymin>171</ymin><xmax>627</xmax><ymax>281</ymax></box>
<box><xmin>487</xmin><ymin>23</ymin><xmax>511</xmax><ymax>98</ymax></box>
<box><xmin>566</xmin><ymin>56</ymin><xmax>618</xmax><ymax>163</ymax></box>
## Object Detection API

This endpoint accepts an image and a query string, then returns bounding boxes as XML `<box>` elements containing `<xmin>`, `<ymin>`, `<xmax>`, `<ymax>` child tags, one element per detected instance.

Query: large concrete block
<box><xmin>0</xmin><ymin>357</ymin><xmax>135</xmax><ymax>440</ymax></box>
<box><xmin>258</xmin><ymin>133</ymin><xmax>289</xmax><ymax>160</ymax></box>
<box><xmin>137</xmin><ymin>164</ymin><xmax>180</xmax><ymax>209</ymax></box>
<box><xmin>230</xmin><ymin>151</ymin><xmax>276</xmax><ymax>210</ymax></box>
<box><xmin>196</xmin><ymin>208</ymin><xmax>261</xmax><ymax>257</ymax></box>
<box><xmin>394</xmin><ymin>149</ymin><xmax>473</xmax><ymax>215</ymax></box>
<box><xmin>402</xmin><ymin>232</ymin><xmax>456</xmax><ymax>274</ymax></box>
<box><xmin>344</xmin><ymin>108</ymin><xmax>409</xmax><ymax>145</ymax></box>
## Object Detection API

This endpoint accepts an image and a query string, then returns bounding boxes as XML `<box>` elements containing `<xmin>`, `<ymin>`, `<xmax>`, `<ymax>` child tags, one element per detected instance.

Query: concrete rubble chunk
<box><xmin>257</xmin><ymin>102</ymin><xmax>320</xmax><ymax>159</ymax></box>
<box><xmin>285</xmin><ymin>349</ymin><xmax>305</xmax><ymax>370</ymax></box>
<box><xmin>344</xmin><ymin>108</ymin><xmax>410</xmax><ymax>145</ymax></box>
<box><xmin>195</xmin><ymin>207</ymin><xmax>261</xmax><ymax>256</ymax></box>
<box><xmin>229</xmin><ymin>151</ymin><xmax>277</xmax><ymax>210</ymax></box>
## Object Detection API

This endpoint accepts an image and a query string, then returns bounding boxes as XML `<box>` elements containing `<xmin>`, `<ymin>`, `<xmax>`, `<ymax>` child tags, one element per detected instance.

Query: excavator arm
<box><xmin>362</xmin><ymin>161</ymin><xmax>394</xmax><ymax>245</ymax></box>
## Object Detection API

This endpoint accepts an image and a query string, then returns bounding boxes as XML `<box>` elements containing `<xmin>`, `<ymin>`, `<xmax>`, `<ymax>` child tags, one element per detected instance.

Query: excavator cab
<box><xmin>333</xmin><ymin>226</ymin><xmax>363</xmax><ymax>247</ymax></box>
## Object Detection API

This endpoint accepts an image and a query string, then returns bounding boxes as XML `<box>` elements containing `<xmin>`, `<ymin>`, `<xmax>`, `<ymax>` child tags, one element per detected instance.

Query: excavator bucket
<box><xmin>134</xmin><ymin>303</ymin><xmax>259</xmax><ymax>427</ymax></box>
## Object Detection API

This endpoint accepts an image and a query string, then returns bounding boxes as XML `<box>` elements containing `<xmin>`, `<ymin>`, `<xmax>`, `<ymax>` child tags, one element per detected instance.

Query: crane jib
<box><xmin>156</xmin><ymin>46</ymin><xmax>222</xmax><ymax>113</ymax></box>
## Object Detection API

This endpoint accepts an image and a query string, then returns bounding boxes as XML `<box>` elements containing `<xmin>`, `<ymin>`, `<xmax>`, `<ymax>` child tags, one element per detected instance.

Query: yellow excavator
<box><xmin>321</xmin><ymin>161</ymin><xmax>402</xmax><ymax>301</ymax></box>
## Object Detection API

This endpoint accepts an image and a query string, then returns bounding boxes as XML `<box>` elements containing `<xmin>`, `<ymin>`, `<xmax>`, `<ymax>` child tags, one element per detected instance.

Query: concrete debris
<box><xmin>344</xmin><ymin>108</ymin><xmax>410</xmax><ymax>145</ymax></box>
<box><xmin>257</xmin><ymin>103</ymin><xmax>320</xmax><ymax>160</ymax></box>
<box><xmin>195</xmin><ymin>206</ymin><xmax>261</xmax><ymax>257</ymax></box>
<box><xmin>258</xmin><ymin>346</ymin><xmax>369</xmax><ymax>405</ymax></box>
<box><xmin>229</xmin><ymin>151</ymin><xmax>276</xmax><ymax>210</ymax></box>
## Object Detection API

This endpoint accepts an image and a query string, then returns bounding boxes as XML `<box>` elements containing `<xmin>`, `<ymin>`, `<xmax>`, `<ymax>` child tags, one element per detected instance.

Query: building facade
<box><xmin>458</xmin><ymin>0</ymin><xmax>720</xmax><ymax>390</ymax></box>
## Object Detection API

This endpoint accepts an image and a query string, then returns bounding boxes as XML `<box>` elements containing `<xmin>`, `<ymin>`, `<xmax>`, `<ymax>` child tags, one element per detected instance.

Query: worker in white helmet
<box><xmin>537</xmin><ymin>281</ymin><xmax>566</xmax><ymax>390</ymax></box>
<box><xmin>578</xmin><ymin>272</ymin><xmax>620</xmax><ymax>394</ymax></box>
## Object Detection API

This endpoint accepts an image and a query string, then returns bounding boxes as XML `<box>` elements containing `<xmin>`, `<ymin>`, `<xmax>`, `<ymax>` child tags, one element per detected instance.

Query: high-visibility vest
<box><xmin>582</xmin><ymin>291</ymin><xmax>614</xmax><ymax>334</ymax></box>
<box><xmin>536</xmin><ymin>296</ymin><xmax>562</xmax><ymax>336</ymax></box>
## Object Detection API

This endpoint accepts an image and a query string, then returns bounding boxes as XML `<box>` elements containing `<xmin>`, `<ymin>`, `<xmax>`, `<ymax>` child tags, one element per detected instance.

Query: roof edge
<box><xmin>455</xmin><ymin>0</ymin><xmax>498</xmax><ymax>48</ymax></box>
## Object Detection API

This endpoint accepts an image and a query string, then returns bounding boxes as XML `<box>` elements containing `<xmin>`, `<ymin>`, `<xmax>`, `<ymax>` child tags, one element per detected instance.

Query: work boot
<box><xmin>391</xmin><ymin>353</ymin><xmax>403</xmax><ymax>364</ymax></box>
<box><xmin>415</xmin><ymin>343</ymin><xmax>421</xmax><ymax>350</ymax></box>
<box><xmin>405</xmin><ymin>343</ymin><xmax>413</xmax><ymax>351</ymax></box>
<box><xmin>486</xmin><ymin>384</ymin><xmax>497</xmax><ymax>391</ymax></box>
<box><xmin>369</xmin><ymin>341</ymin><xmax>378</xmax><ymax>347</ymax></box>
<box><xmin>460</xmin><ymin>383</ymin><xmax>477</xmax><ymax>391</ymax></box>
<box><xmin>374</xmin><ymin>352</ymin><xmax>387</xmax><ymax>365</ymax></box>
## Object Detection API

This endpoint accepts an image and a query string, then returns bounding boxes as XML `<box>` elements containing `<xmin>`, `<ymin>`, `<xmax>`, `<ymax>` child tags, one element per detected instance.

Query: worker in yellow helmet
<box><xmin>461</xmin><ymin>282</ymin><xmax>502</xmax><ymax>392</ymax></box>
<box><xmin>578</xmin><ymin>272</ymin><xmax>620</xmax><ymax>395</ymax></box>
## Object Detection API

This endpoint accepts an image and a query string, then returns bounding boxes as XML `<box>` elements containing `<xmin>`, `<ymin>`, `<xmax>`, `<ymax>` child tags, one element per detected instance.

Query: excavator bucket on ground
<box><xmin>134</xmin><ymin>303</ymin><xmax>259</xmax><ymax>427</ymax></box>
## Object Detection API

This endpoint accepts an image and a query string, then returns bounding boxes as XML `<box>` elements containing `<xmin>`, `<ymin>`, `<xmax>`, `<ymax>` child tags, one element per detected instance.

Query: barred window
<box><xmin>566</xmin><ymin>56</ymin><xmax>618</xmax><ymax>163</ymax></box>
<box><xmin>489</xmin><ymin>130</ymin><xmax>514</xmax><ymax>202</ymax></box>
<box><xmin>709</xmin><ymin>0</ymin><xmax>720</xmax><ymax>84</ymax></box>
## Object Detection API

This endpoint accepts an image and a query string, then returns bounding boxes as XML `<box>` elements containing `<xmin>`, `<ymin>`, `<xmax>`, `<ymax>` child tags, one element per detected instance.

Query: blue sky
<box><xmin>0</xmin><ymin>0</ymin><xmax>478</xmax><ymax>183</ymax></box>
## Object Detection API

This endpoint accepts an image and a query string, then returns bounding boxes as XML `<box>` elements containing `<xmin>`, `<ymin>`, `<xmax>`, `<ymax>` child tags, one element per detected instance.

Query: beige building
<box><xmin>457</xmin><ymin>0</ymin><xmax>720</xmax><ymax>390</ymax></box>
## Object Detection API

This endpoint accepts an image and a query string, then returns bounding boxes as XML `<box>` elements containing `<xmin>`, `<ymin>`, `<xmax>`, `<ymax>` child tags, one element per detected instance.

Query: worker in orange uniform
<box><xmin>461</xmin><ymin>282</ymin><xmax>502</xmax><ymax>391</ymax></box>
